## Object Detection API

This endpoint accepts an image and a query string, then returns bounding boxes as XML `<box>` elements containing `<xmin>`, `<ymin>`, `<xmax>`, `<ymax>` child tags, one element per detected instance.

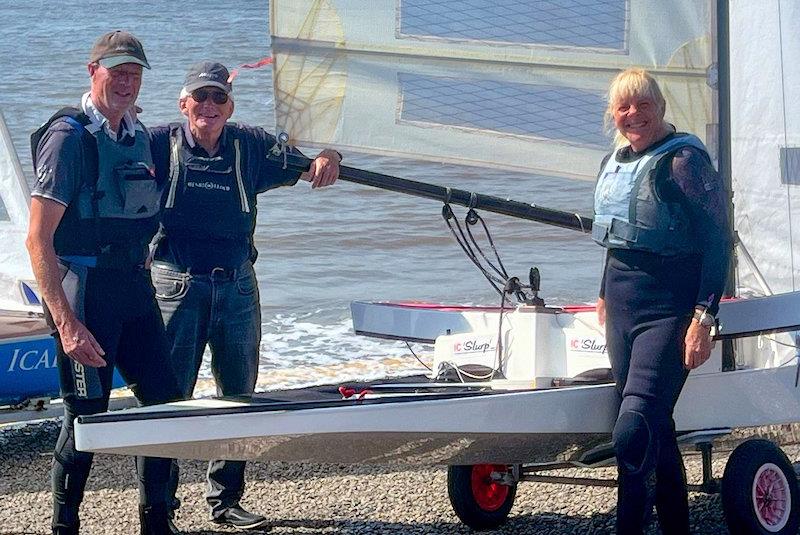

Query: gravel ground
<box><xmin>1</xmin><ymin>420</ymin><xmax>794</xmax><ymax>535</ymax></box>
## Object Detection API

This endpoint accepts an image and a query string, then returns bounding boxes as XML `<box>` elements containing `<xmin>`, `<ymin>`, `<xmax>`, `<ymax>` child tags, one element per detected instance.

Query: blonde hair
<box><xmin>604</xmin><ymin>68</ymin><xmax>667</xmax><ymax>148</ymax></box>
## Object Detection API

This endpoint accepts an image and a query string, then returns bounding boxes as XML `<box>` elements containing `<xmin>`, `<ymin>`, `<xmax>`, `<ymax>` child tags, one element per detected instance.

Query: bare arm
<box><xmin>26</xmin><ymin>197</ymin><xmax>106</xmax><ymax>366</ymax></box>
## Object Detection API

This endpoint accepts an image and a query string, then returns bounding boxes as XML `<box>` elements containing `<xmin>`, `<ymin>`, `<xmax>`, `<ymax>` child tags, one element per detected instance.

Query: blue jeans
<box><xmin>151</xmin><ymin>260</ymin><xmax>261</xmax><ymax>516</ymax></box>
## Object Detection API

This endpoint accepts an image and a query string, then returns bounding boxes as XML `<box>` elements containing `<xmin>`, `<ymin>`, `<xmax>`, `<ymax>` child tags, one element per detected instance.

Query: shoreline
<box><xmin>0</xmin><ymin>419</ymin><xmax>757</xmax><ymax>534</ymax></box>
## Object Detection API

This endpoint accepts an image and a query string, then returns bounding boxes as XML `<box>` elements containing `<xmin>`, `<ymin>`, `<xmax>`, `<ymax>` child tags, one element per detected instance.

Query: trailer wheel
<box><xmin>722</xmin><ymin>439</ymin><xmax>799</xmax><ymax>534</ymax></box>
<box><xmin>447</xmin><ymin>464</ymin><xmax>517</xmax><ymax>530</ymax></box>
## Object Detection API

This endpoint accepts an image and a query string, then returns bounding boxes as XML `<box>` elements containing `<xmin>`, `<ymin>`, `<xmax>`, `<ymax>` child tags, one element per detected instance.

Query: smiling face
<box><xmin>180</xmin><ymin>86</ymin><xmax>234</xmax><ymax>143</ymax></box>
<box><xmin>88</xmin><ymin>62</ymin><xmax>143</xmax><ymax>123</ymax></box>
<box><xmin>605</xmin><ymin>69</ymin><xmax>671</xmax><ymax>152</ymax></box>
<box><xmin>612</xmin><ymin>94</ymin><xmax>668</xmax><ymax>152</ymax></box>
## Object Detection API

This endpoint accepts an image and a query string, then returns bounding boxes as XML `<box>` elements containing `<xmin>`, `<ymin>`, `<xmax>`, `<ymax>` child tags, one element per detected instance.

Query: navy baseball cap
<box><xmin>182</xmin><ymin>61</ymin><xmax>233</xmax><ymax>94</ymax></box>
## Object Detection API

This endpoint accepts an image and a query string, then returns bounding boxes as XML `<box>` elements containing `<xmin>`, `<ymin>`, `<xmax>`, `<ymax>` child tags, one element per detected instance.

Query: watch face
<box><xmin>694</xmin><ymin>309</ymin><xmax>714</xmax><ymax>327</ymax></box>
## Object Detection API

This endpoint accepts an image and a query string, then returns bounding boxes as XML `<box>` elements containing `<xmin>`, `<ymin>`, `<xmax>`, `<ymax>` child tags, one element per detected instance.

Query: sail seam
<box><xmin>777</xmin><ymin>1</ymin><xmax>796</xmax><ymax>291</ymax></box>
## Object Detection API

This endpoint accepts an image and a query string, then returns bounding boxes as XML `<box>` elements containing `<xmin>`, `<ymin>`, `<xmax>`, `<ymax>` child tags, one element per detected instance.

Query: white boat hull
<box><xmin>75</xmin><ymin>365</ymin><xmax>800</xmax><ymax>465</ymax></box>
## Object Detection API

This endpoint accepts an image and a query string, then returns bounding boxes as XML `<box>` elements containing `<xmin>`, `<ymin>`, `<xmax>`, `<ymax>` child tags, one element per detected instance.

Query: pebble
<box><xmin>1</xmin><ymin>420</ymin><xmax>797</xmax><ymax>534</ymax></box>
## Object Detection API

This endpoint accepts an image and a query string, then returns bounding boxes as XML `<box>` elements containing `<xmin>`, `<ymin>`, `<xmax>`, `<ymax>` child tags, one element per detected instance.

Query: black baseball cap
<box><xmin>183</xmin><ymin>61</ymin><xmax>233</xmax><ymax>94</ymax></box>
<box><xmin>89</xmin><ymin>30</ymin><xmax>150</xmax><ymax>69</ymax></box>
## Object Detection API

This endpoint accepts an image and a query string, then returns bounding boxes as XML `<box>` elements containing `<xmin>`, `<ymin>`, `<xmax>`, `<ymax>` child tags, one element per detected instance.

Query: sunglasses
<box><xmin>191</xmin><ymin>88</ymin><xmax>229</xmax><ymax>105</ymax></box>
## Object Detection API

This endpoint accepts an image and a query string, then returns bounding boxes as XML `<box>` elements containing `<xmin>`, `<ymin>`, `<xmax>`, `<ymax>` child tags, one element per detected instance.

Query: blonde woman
<box><xmin>593</xmin><ymin>69</ymin><xmax>731</xmax><ymax>534</ymax></box>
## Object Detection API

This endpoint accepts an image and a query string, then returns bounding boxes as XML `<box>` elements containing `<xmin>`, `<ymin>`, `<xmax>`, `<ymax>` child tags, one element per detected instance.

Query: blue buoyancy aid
<box><xmin>592</xmin><ymin>133</ymin><xmax>709</xmax><ymax>256</ymax></box>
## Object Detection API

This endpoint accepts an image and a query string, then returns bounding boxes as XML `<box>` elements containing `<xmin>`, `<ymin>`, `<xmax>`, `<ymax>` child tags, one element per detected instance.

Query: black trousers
<box><xmin>46</xmin><ymin>266</ymin><xmax>182</xmax><ymax>531</ymax></box>
<box><xmin>603</xmin><ymin>249</ymin><xmax>699</xmax><ymax>535</ymax></box>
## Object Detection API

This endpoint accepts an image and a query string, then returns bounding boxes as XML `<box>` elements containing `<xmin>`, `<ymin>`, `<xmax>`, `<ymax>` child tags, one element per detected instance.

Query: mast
<box><xmin>717</xmin><ymin>0</ymin><xmax>735</xmax><ymax>298</ymax></box>
<box><xmin>715</xmin><ymin>0</ymin><xmax>736</xmax><ymax>370</ymax></box>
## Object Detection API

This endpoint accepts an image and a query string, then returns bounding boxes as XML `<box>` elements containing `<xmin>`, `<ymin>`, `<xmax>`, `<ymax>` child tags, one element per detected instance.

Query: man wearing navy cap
<box><xmin>148</xmin><ymin>61</ymin><xmax>340</xmax><ymax>531</ymax></box>
<box><xmin>28</xmin><ymin>30</ymin><xmax>181</xmax><ymax>534</ymax></box>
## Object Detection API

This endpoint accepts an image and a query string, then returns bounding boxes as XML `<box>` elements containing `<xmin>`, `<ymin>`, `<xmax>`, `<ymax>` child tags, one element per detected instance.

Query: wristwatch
<box><xmin>693</xmin><ymin>307</ymin><xmax>716</xmax><ymax>328</ymax></box>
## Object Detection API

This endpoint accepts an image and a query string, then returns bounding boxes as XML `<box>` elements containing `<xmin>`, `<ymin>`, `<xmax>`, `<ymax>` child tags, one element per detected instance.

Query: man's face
<box><xmin>180</xmin><ymin>86</ymin><xmax>234</xmax><ymax>138</ymax></box>
<box><xmin>88</xmin><ymin>62</ymin><xmax>143</xmax><ymax>118</ymax></box>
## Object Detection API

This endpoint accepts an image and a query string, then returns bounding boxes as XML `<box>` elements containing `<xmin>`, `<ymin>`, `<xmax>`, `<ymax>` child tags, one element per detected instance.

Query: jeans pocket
<box><xmin>235</xmin><ymin>275</ymin><xmax>257</xmax><ymax>296</ymax></box>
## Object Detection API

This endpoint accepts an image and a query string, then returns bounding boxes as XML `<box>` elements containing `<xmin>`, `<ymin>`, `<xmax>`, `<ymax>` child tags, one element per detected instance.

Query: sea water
<box><xmin>0</xmin><ymin>0</ymin><xmax>602</xmax><ymax>394</ymax></box>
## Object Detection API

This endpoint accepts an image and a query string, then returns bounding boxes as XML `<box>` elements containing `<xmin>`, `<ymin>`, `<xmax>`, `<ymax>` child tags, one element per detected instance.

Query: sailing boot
<box><xmin>139</xmin><ymin>503</ymin><xmax>177</xmax><ymax>535</ymax></box>
<box><xmin>52</xmin><ymin>502</ymin><xmax>80</xmax><ymax>535</ymax></box>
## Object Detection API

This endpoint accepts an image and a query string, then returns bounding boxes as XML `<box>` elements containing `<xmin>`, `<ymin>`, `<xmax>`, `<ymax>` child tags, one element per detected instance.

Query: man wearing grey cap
<box><xmin>27</xmin><ymin>30</ymin><xmax>181</xmax><ymax>535</ymax></box>
<box><xmin>147</xmin><ymin>61</ymin><xmax>340</xmax><ymax>531</ymax></box>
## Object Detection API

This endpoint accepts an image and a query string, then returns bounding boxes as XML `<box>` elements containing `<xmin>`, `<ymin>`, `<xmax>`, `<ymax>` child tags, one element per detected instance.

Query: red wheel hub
<box><xmin>470</xmin><ymin>464</ymin><xmax>511</xmax><ymax>512</ymax></box>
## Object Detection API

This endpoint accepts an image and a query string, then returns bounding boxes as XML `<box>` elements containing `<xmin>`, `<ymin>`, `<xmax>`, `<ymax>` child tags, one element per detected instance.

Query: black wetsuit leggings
<box><xmin>603</xmin><ymin>249</ymin><xmax>699</xmax><ymax>535</ymax></box>
<box><xmin>46</xmin><ymin>267</ymin><xmax>182</xmax><ymax>532</ymax></box>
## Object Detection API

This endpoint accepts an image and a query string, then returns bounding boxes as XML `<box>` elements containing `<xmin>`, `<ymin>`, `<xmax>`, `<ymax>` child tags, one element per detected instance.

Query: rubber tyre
<box><xmin>447</xmin><ymin>464</ymin><xmax>517</xmax><ymax>530</ymax></box>
<box><xmin>721</xmin><ymin>439</ymin><xmax>800</xmax><ymax>535</ymax></box>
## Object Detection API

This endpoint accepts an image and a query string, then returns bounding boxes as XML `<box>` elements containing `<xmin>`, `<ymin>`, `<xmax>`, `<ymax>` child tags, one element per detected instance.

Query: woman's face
<box><xmin>612</xmin><ymin>94</ymin><xmax>666</xmax><ymax>152</ymax></box>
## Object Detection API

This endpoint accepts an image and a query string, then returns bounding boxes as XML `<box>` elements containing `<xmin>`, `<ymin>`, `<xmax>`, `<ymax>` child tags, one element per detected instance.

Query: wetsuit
<box><xmin>148</xmin><ymin>122</ymin><xmax>300</xmax><ymax>518</ymax></box>
<box><xmin>32</xmin><ymin>99</ymin><xmax>182</xmax><ymax>534</ymax></box>
<box><xmin>594</xmin><ymin>133</ymin><xmax>731</xmax><ymax>534</ymax></box>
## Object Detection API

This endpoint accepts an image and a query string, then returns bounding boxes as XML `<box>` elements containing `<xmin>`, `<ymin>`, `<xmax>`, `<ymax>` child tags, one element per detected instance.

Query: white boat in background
<box><xmin>76</xmin><ymin>1</ymin><xmax>800</xmax><ymax>533</ymax></box>
<box><xmin>0</xmin><ymin>109</ymin><xmax>59</xmax><ymax>408</ymax></box>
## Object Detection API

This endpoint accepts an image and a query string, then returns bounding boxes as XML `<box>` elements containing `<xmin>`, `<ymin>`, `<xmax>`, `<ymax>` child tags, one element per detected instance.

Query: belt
<box><xmin>151</xmin><ymin>261</ymin><xmax>241</xmax><ymax>281</ymax></box>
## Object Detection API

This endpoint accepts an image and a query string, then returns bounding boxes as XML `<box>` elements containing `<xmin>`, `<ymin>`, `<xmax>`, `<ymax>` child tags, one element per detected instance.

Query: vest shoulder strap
<box><xmin>30</xmin><ymin>107</ymin><xmax>91</xmax><ymax>161</ymax></box>
<box><xmin>31</xmin><ymin>107</ymin><xmax>99</xmax><ymax>190</ymax></box>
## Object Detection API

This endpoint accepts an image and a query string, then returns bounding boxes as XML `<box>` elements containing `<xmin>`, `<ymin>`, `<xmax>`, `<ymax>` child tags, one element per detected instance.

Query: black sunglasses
<box><xmin>191</xmin><ymin>88</ymin><xmax>229</xmax><ymax>105</ymax></box>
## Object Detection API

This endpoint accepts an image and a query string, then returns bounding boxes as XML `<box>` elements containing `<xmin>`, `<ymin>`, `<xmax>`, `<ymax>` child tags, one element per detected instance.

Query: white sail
<box><xmin>0</xmin><ymin>110</ymin><xmax>37</xmax><ymax>312</ymax></box>
<box><xmin>730</xmin><ymin>1</ymin><xmax>800</xmax><ymax>297</ymax></box>
<box><xmin>270</xmin><ymin>0</ymin><xmax>716</xmax><ymax>180</ymax></box>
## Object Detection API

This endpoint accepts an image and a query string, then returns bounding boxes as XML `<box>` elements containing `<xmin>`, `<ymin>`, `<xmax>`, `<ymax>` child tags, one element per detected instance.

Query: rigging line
<box><xmin>444</xmin><ymin>361</ymin><xmax>494</xmax><ymax>382</ymax></box>
<box><xmin>465</xmin><ymin>215</ymin><xmax>509</xmax><ymax>281</ymax></box>
<box><xmin>447</xmin><ymin>206</ymin><xmax>481</xmax><ymax>262</ymax></box>
<box><xmin>466</xmin><ymin>210</ymin><xmax>510</xmax><ymax>280</ymax></box>
<box><xmin>476</xmin><ymin>212</ymin><xmax>511</xmax><ymax>280</ymax></box>
<box><xmin>405</xmin><ymin>341</ymin><xmax>432</xmax><ymax>371</ymax></box>
<box><xmin>443</xmin><ymin>207</ymin><xmax>505</xmax><ymax>294</ymax></box>
<box><xmin>760</xmin><ymin>334</ymin><xmax>800</xmax><ymax>349</ymax></box>
<box><xmin>777</xmin><ymin>1</ymin><xmax>796</xmax><ymax>291</ymax></box>
<box><xmin>492</xmin><ymin>281</ymin><xmax>513</xmax><ymax>381</ymax></box>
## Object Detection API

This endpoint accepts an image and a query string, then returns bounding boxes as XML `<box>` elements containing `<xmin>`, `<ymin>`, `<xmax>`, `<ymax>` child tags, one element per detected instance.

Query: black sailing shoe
<box><xmin>210</xmin><ymin>505</ymin><xmax>269</xmax><ymax>531</ymax></box>
<box><xmin>140</xmin><ymin>503</ymin><xmax>177</xmax><ymax>535</ymax></box>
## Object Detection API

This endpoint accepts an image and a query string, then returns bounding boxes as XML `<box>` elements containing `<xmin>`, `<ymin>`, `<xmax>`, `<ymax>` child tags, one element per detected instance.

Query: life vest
<box><xmin>31</xmin><ymin>107</ymin><xmax>161</xmax><ymax>268</ymax></box>
<box><xmin>592</xmin><ymin>133</ymin><xmax>709</xmax><ymax>256</ymax></box>
<box><xmin>159</xmin><ymin>124</ymin><xmax>255</xmax><ymax>243</ymax></box>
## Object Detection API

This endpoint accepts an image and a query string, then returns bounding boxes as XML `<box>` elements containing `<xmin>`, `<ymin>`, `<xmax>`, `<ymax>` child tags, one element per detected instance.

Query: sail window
<box><xmin>398</xmin><ymin>0</ymin><xmax>627</xmax><ymax>50</ymax></box>
<box><xmin>780</xmin><ymin>147</ymin><xmax>800</xmax><ymax>186</ymax></box>
<box><xmin>398</xmin><ymin>73</ymin><xmax>607</xmax><ymax>148</ymax></box>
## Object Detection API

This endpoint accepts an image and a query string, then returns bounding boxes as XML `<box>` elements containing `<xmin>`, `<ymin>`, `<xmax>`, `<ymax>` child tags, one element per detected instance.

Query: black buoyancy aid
<box><xmin>31</xmin><ymin>107</ymin><xmax>161</xmax><ymax>268</ymax></box>
<box><xmin>159</xmin><ymin>124</ymin><xmax>256</xmax><ymax>242</ymax></box>
<box><xmin>592</xmin><ymin>133</ymin><xmax>709</xmax><ymax>256</ymax></box>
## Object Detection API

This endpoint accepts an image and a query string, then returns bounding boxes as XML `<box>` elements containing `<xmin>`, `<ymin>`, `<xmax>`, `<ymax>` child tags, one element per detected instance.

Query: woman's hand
<box><xmin>684</xmin><ymin>320</ymin><xmax>713</xmax><ymax>369</ymax></box>
<box><xmin>596</xmin><ymin>297</ymin><xmax>606</xmax><ymax>326</ymax></box>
